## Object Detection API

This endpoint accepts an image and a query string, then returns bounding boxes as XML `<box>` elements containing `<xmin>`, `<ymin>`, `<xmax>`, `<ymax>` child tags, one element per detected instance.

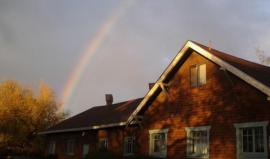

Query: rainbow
<box><xmin>60</xmin><ymin>0</ymin><xmax>134</xmax><ymax>110</ymax></box>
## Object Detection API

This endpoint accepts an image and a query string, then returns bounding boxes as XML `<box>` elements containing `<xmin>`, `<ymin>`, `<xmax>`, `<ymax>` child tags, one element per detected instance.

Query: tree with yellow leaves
<box><xmin>0</xmin><ymin>80</ymin><xmax>67</xmax><ymax>156</ymax></box>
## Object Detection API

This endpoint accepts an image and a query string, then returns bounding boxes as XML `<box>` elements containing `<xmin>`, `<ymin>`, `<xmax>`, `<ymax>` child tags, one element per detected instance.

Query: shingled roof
<box><xmin>41</xmin><ymin>98</ymin><xmax>142</xmax><ymax>134</ymax></box>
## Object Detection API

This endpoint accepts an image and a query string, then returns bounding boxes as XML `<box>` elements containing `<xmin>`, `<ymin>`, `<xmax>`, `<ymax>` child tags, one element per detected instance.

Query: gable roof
<box><xmin>40</xmin><ymin>98</ymin><xmax>142</xmax><ymax>134</ymax></box>
<box><xmin>126</xmin><ymin>40</ymin><xmax>270</xmax><ymax>125</ymax></box>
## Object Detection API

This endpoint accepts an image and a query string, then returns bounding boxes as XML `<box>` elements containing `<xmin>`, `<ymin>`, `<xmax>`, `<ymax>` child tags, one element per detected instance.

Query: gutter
<box><xmin>39</xmin><ymin>122</ymin><xmax>127</xmax><ymax>135</ymax></box>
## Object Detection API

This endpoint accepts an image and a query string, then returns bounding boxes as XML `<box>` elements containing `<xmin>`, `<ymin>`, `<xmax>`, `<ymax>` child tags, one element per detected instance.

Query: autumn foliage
<box><xmin>0</xmin><ymin>80</ymin><xmax>67</xmax><ymax>156</ymax></box>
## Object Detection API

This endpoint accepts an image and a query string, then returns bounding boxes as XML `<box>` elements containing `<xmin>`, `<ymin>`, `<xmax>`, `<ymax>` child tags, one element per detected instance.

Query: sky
<box><xmin>0</xmin><ymin>0</ymin><xmax>270</xmax><ymax>116</ymax></box>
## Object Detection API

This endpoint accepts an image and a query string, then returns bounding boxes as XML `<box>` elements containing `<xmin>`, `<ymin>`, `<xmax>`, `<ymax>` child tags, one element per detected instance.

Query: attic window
<box><xmin>190</xmin><ymin>64</ymin><xmax>206</xmax><ymax>87</ymax></box>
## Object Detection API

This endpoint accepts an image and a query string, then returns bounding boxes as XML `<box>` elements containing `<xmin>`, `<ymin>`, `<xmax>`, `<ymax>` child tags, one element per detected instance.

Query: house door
<box><xmin>82</xmin><ymin>144</ymin><xmax>89</xmax><ymax>158</ymax></box>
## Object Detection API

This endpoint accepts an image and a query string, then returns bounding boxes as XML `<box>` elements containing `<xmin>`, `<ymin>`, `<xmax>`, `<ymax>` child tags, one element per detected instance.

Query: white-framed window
<box><xmin>124</xmin><ymin>136</ymin><xmax>135</xmax><ymax>156</ymax></box>
<box><xmin>234</xmin><ymin>121</ymin><xmax>268</xmax><ymax>159</ymax></box>
<box><xmin>48</xmin><ymin>141</ymin><xmax>56</xmax><ymax>154</ymax></box>
<box><xmin>190</xmin><ymin>64</ymin><xmax>207</xmax><ymax>87</ymax></box>
<box><xmin>99</xmin><ymin>138</ymin><xmax>108</xmax><ymax>150</ymax></box>
<box><xmin>185</xmin><ymin>126</ymin><xmax>211</xmax><ymax>158</ymax></box>
<box><xmin>66</xmin><ymin>139</ymin><xmax>75</xmax><ymax>155</ymax></box>
<box><xmin>149</xmin><ymin>129</ymin><xmax>168</xmax><ymax>158</ymax></box>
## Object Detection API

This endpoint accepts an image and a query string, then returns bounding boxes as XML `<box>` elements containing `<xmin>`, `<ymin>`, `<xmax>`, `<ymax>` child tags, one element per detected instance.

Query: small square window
<box><xmin>190</xmin><ymin>64</ymin><xmax>207</xmax><ymax>87</ymax></box>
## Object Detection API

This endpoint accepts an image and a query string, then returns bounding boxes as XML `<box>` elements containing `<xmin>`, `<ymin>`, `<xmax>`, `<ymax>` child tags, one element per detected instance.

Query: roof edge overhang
<box><xmin>126</xmin><ymin>40</ymin><xmax>270</xmax><ymax>125</ymax></box>
<box><xmin>39</xmin><ymin>122</ymin><xmax>127</xmax><ymax>135</ymax></box>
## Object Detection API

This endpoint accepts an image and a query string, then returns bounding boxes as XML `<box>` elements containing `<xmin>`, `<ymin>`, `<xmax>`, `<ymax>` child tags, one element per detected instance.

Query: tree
<box><xmin>255</xmin><ymin>47</ymin><xmax>270</xmax><ymax>65</ymax></box>
<box><xmin>0</xmin><ymin>80</ymin><xmax>67</xmax><ymax>155</ymax></box>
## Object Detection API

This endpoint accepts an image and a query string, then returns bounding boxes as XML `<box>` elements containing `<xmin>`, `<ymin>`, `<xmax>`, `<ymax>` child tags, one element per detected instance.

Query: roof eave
<box><xmin>39</xmin><ymin>122</ymin><xmax>127</xmax><ymax>135</ymax></box>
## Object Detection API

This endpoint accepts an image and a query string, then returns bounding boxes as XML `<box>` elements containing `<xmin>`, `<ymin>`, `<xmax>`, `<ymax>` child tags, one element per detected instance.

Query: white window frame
<box><xmin>234</xmin><ymin>121</ymin><xmax>268</xmax><ymax>159</ymax></box>
<box><xmin>48</xmin><ymin>141</ymin><xmax>56</xmax><ymax>155</ymax></box>
<box><xmin>149</xmin><ymin>128</ymin><xmax>169</xmax><ymax>158</ymax></box>
<box><xmin>185</xmin><ymin>126</ymin><xmax>211</xmax><ymax>158</ymax></box>
<box><xmin>123</xmin><ymin>136</ymin><xmax>135</xmax><ymax>156</ymax></box>
<box><xmin>66</xmin><ymin>139</ymin><xmax>75</xmax><ymax>155</ymax></box>
<box><xmin>99</xmin><ymin>138</ymin><xmax>108</xmax><ymax>150</ymax></box>
<box><xmin>190</xmin><ymin>64</ymin><xmax>207</xmax><ymax>87</ymax></box>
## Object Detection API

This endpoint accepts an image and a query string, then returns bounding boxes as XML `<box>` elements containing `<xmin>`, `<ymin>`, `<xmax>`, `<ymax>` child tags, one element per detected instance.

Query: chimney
<box><xmin>105</xmin><ymin>94</ymin><xmax>113</xmax><ymax>105</ymax></box>
<box><xmin>148</xmin><ymin>83</ymin><xmax>155</xmax><ymax>90</ymax></box>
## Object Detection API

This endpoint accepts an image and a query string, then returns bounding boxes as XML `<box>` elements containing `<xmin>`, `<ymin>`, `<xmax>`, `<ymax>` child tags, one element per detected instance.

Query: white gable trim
<box><xmin>126</xmin><ymin>43</ymin><xmax>191</xmax><ymax>125</ymax></box>
<box><xmin>126</xmin><ymin>41</ymin><xmax>270</xmax><ymax>125</ymax></box>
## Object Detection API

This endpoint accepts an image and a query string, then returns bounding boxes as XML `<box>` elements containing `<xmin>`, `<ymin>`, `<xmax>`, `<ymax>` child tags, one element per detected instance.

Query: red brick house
<box><xmin>41</xmin><ymin>41</ymin><xmax>270</xmax><ymax>159</ymax></box>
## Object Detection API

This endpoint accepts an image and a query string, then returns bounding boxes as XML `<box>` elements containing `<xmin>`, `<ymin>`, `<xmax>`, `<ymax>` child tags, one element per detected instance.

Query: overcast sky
<box><xmin>0</xmin><ymin>0</ymin><xmax>270</xmax><ymax>116</ymax></box>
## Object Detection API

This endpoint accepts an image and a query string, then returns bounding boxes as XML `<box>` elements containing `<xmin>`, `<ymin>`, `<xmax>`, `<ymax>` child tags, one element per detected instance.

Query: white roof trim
<box><xmin>39</xmin><ymin>122</ymin><xmax>127</xmax><ymax>135</ymax></box>
<box><xmin>126</xmin><ymin>41</ymin><xmax>270</xmax><ymax>125</ymax></box>
<box><xmin>126</xmin><ymin>43</ymin><xmax>191</xmax><ymax>125</ymax></box>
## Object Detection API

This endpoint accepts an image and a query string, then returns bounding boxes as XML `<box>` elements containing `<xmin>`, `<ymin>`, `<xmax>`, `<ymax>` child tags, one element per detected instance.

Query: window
<box><xmin>82</xmin><ymin>144</ymin><xmax>89</xmax><ymax>158</ymax></box>
<box><xmin>190</xmin><ymin>64</ymin><xmax>206</xmax><ymax>87</ymax></box>
<box><xmin>149</xmin><ymin>129</ymin><xmax>168</xmax><ymax>158</ymax></box>
<box><xmin>48</xmin><ymin>141</ymin><xmax>56</xmax><ymax>154</ymax></box>
<box><xmin>185</xmin><ymin>126</ymin><xmax>211</xmax><ymax>158</ymax></box>
<box><xmin>234</xmin><ymin>121</ymin><xmax>268</xmax><ymax>159</ymax></box>
<box><xmin>66</xmin><ymin>139</ymin><xmax>75</xmax><ymax>155</ymax></box>
<box><xmin>124</xmin><ymin>136</ymin><xmax>135</xmax><ymax>156</ymax></box>
<box><xmin>99</xmin><ymin>138</ymin><xmax>108</xmax><ymax>150</ymax></box>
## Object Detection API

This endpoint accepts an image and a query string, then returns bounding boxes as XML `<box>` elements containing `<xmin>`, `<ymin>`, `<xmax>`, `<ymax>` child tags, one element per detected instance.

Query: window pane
<box><xmin>66</xmin><ymin>140</ymin><xmax>74</xmax><ymax>154</ymax></box>
<box><xmin>153</xmin><ymin>133</ymin><xmax>166</xmax><ymax>153</ymax></box>
<box><xmin>99</xmin><ymin>139</ymin><xmax>108</xmax><ymax>150</ymax></box>
<box><xmin>82</xmin><ymin>144</ymin><xmax>89</xmax><ymax>156</ymax></box>
<box><xmin>153</xmin><ymin>134</ymin><xmax>161</xmax><ymax>152</ymax></box>
<box><xmin>198</xmin><ymin>64</ymin><xmax>206</xmax><ymax>86</ymax></box>
<box><xmin>124</xmin><ymin>137</ymin><xmax>134</xmax><ymax>154</ymax></box>
<box><xmin>255</xmin><ymin>127</ymin><xmax>264</xmax><ymax>152</ymax></box>
<box><xmin>191</xmin><ymin>66</ymin><xmax>198</xmax><ymax>87</ymax></box>
<box><xmin>48</xmin><ymin>141</ymin><xmax>56</xmax><ymax>154</ymax></box>
<box><xmin>189</xmin><ymin>130</ymin><xmax>208</xmax><ymax>156</ymax></box>
<box><xmin>242</xmin><ymin>128</ymin><xmax>253</xmax><ymax>152</ymax></box>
